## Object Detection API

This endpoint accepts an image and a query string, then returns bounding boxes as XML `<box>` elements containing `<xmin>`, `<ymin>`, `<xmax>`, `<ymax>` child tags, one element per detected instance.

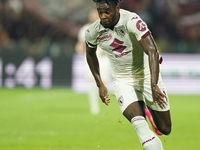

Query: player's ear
<box><xmin>116</xmin><ymin>5</ymin><xmax>120</xmax><ymax>13</ymax></box>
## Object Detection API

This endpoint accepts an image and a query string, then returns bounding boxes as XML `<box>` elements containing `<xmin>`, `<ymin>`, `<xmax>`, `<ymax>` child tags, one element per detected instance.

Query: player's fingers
<box><xmin>154</xmin><ymin>97</ymin><xmax>162</xmax><ymax>108</ymax></box>
<box><xmin>103</xmin><ymin>94</ymin><xmax>109</xmax><ymax>104</ymax></box>
<box><xmin>154</xmin><ymin>95</ymin><xmax>165</xmax><ymax>109</ymax></box>
<box><xmin>162</xmin><ymin>97</ymin><xmax>168</xmax><ymax>106</ymax></box>
<box><xmin>106</xmin><ymin>98</ymin><xmax>110</xmax><ymax>103</ymax></box>
<box><xmin>100</xmin><ymin>92</ymin><xmax>107</xmax><ymax>101</ymax></box>
<box><xmin>104</xmin><ymin>100</ymin><xmax>109</xmax><ymax>106</ymax></box>
<box><xmin>159</xmin><ymin>94</ymin><xmax>168</xmax><ymax>106</ymax></box>
<box><xmin>153</xmin><ymin>99</ymin><xmax>156</xmax><ymax>105</ymax></box>
<box><xmin>158</xmin><ymin>100</ymin><xmax>164</xmax><ymax>109</ymax></box>
<box><xmin>158</xmin><ymin>89</ymin><xmax>168</xmax><ymax>104</ymax></box>
<box><xmin>156</xmin><ymin>91</ymin><xmax>167</xmax><ymax>106</ymax></box>
<box><xmin>105</xmin><ymin>100</ymin><xmax>110</xmax><ymax>106</ymax></box>
<box><xmin>158</xmin><ymin>98</ymin><xmax>166</xmax><ymax>109</ymax></box>
<box><xmin>100</xmin><ymin>94</ymin><xmax>106</xmax><ymax>103</ymax></box>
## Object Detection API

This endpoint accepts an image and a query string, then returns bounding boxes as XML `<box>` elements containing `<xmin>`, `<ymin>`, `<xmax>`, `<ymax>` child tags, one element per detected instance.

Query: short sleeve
<box><xmin>85</xmin><ymin>27</ymin><xmax>98</xmax><ymax>48</ymax></box>
<box><xmin>127</xmin><ymin>13</ymin><xmax>150</xmax><ymax>41</ymax></box>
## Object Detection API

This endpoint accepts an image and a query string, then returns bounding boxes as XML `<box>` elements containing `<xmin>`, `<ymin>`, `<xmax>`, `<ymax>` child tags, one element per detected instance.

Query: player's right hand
<box><xmin>151</xmin><ymin>84</ymin><xmax>168</xmax><ymax>109</ymax></box>
<box><xmin>99</xmin><ymin>85</ymin><xmax>110</xmax><ymax>106</ymax></box>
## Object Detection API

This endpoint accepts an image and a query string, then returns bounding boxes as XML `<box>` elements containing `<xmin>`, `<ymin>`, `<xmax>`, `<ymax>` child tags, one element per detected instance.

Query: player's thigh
<box><xmin>143</xmin><ymin>82</ymin><xmax>172</xmax><ymax>133</ymax></box>
<box><xmin>113</xmin><ymin>82</ymin><xmax>144</xmax><ymax>114</ymax></box>
<box><xmin>148</xmin><ymin>107</ymin><xmax>171</xmax><ymax>124</ymax></box>
<box><xmin>123</xmin><ymin>100</ymin><xmax>146</xmax><ymax>121</ymax></box>
<box><xmin>143</xmin><ymin>76</ymin><xmax>170</xmax><ymax>112</ymax></box>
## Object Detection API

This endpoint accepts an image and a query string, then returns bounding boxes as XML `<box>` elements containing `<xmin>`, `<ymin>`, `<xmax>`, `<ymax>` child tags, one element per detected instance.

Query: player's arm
<box><xmin>86</xmin><ymin>43</ymin><xmax>110</xmax><ymax>106</ymax></box>
<box><xmin>139</xmin><ymin>34</ymin><xmax>167</xmax><ymax>109</ymax></box>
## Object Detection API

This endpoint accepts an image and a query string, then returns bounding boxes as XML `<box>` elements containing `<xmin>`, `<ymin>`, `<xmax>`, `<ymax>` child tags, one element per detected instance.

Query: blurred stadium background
<box><xmin>0</xmin><ymin>0</ymin><xmax>200</xmax><ymax>149</ymax></box>
<box><xmin>0</xmin><ymin>0</ymin><xmax>200</xmax><ymax>91</ymax></box>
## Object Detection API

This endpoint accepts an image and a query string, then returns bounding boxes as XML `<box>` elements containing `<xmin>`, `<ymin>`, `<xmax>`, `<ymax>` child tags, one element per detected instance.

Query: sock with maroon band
<box><xmin>131</xmin><ymin>116</ymin><xmax>163</xmax><ymax>150</ymax></box>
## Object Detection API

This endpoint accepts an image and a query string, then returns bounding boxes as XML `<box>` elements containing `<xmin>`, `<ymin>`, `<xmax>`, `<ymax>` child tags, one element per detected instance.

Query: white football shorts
<box><xmin>113</xmin><ymin>74</ymin><xmax>170</xmax><ymax>113</ymax></box>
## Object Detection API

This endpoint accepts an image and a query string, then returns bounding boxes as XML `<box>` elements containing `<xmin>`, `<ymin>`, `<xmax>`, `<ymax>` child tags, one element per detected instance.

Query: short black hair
<box><xmin>92</xmin><ymin>0</ymin><xmax>122</xmax><ymax>5</ymax></box>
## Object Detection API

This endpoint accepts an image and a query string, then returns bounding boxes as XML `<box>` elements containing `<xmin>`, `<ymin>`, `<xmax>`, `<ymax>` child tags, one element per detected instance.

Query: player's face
<box><xmin>97</xmin><ymin>2</ymin><xmax>120</xmax><ymax>28</ymax></box>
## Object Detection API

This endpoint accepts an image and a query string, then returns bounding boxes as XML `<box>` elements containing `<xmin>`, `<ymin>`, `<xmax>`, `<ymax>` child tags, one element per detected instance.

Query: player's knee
<box><xmin>123</xmin><ymin>111</ymin><xmax>135</xmax><ymax>122</ymax></box>
<box><xmin>159</xmin><ymin>124</ymin><xmax>172</xmax><ymax>135</ymax></box>
<box><xmin>165</xmin><ymin>125</ymin><xmax>172</xmax><ymax>135</ymax></box>
<box><xmin>123</xmin><ymin>102</ymin><xmax>145</xmax><ymax>122</ymax></box>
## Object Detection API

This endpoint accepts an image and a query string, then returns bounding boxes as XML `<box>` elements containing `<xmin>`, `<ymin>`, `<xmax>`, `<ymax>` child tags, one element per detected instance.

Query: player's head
<box><xmin>92</xmin><ymin>0</ymin><xmax>122</xmax><ymax>28</ymax></box>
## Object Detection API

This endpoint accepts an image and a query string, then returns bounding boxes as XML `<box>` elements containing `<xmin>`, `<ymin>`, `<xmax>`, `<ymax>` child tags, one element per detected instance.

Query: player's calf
<box><xmin>146</xmin><ymin>107</ymin><xmax>172</xmax><ymax>135</ymax></box>
<box><xmin>131</xmin><ymin>116</ymin><xmax>163</xmax><ymax>150</ymax></box>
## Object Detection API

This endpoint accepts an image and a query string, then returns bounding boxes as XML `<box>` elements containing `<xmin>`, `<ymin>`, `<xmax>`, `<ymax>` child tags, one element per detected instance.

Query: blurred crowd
<box><xmin>120</xmin><ymin>0</ymin><xmax>200</xmax><ymax>53</ymax></box>
<box><xmin>0</xmin><ymin>0</ymin><xmax>86</xmax><ymax>59</ymax></box>
<box><xmin>0</xmin><ymin>0</ymin><xmax>200</xmax><ymax>57</ymax></box>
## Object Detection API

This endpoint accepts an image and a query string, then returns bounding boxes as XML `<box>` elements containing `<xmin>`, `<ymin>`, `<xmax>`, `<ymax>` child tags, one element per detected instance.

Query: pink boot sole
<box><xmin>145</xmin><ymin>108</ymin><xmax>162</xmax><ymax>136</ymax></box>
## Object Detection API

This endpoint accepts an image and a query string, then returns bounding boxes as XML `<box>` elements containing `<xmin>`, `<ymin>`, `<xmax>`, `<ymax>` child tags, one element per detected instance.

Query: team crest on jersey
<box><xmin>136</xmin><ymin>20</ymin><xmax>146</xmax><ymax>31</ymax></box>
<box><xmin>116</xmin><ymin>25</ymin><xmax>126</xmax><ymax>36</ymax></box>
<box><xmin>118</xmin><ymin>95</ymin><xmax>124</xmax><ymax>106</ymax></box>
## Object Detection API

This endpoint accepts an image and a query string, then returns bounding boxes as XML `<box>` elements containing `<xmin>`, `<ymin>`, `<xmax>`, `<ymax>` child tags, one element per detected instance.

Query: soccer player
<box><xmin>85</xmin><ymin>0</ymin><xmax>172</xmax><ymax>149</ymax></box>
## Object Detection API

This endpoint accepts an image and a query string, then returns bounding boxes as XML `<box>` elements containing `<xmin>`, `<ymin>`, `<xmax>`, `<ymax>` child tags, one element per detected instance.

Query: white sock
<box><xmin>131</xmin><ymin>116</ymin><xmax>163</xmax><ymax>150</ymax></box>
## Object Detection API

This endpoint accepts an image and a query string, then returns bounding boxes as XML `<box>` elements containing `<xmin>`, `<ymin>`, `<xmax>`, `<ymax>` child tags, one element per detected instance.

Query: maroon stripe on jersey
<box><xmin>142</xmin><ymin>30</ymin><xmax>151</xmax><ymax>38</ymax></box>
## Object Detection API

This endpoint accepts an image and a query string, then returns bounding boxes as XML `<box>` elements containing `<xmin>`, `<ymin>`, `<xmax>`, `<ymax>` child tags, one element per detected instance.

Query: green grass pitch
<box><xmin>0</xmin><ymin>87</ymin><xmax>199</xmax><ymax>150</ymax></box>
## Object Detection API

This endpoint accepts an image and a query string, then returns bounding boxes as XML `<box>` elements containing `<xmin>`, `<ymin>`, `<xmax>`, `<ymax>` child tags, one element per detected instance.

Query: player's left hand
<box><xmin>151</xmin><ymin>84</ymin><xmax>168</xmax><ymax>109</ymax></box>
<box><xmin>99</xmin><ymin>85</ymin><xmax>110</xmax><ymax>106</ymax></box>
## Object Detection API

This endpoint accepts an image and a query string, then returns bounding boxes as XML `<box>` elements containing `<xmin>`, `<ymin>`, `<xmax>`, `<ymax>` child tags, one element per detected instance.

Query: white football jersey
<box><xmin>85</xmin><ymin>9</ymin><xmax>152</xmax><ymax>82</ymax></box>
